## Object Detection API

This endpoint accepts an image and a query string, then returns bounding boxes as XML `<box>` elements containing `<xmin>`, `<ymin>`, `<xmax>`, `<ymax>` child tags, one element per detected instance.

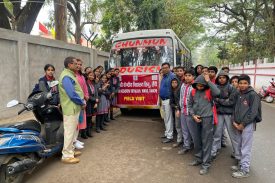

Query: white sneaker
<box><xmin>74</xmin><ymin>142</ymin><xmax>84</xmax><ymax>149</ymax></box>
<box><xmin>76</xmin><ymin>140</ymin><xmax>84</xmax><ymax>145</ymax></box>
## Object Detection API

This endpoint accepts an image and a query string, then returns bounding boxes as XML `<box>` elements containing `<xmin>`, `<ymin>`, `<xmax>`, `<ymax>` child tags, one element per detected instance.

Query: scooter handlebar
<box><xmin>18</xmin><ymin>107</ymin><xmax>26</xmax><ymax>115</ymax></box>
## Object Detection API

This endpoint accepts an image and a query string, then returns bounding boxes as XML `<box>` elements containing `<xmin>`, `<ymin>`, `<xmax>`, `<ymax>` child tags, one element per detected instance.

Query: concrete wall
<box><xmin>229</xmin><ymin>58</ymin><xmax>275</xmax><ymax>90</ymax></box>
<box><xmin>0</xmin><ymin>28</ymin><xmax>109</xmax><ymax>119</ymax></box>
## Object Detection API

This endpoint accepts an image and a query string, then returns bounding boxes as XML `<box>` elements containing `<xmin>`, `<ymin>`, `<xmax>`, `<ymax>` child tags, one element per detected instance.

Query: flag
<box><xmin>39</xmin><ymin>22</ymin><xmax>48</xmax><ymax>34</ymax></box>
<box><xmin>51</xmin><ymin>28</ymin><xmax>56</xmax><ymax>38</ymax></box>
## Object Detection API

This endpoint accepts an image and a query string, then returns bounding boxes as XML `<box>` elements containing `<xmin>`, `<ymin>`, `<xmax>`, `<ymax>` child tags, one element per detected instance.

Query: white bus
<box><xmin>108</xmin><ymin>29</ymin><xmax>192</xmax><ymax>111</ymax></box>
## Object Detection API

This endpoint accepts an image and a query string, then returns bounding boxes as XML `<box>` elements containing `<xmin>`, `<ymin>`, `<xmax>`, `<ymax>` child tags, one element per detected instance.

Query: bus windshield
<box><xmin>109</xmin><ymin>37</ymin><xmax>174</xmax><ymax>68</ymax></box>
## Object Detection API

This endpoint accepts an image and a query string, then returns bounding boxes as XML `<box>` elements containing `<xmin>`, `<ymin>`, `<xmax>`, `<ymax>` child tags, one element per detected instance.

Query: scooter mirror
<box><xmin>49</xmin><ymin>80</ymin><xmax>59</xmax><ymax>88</ymax></box>
<box><xmin>7</xmin><ymin>100</ymin><xmax>19</xmax><ymax>108</ymax></box>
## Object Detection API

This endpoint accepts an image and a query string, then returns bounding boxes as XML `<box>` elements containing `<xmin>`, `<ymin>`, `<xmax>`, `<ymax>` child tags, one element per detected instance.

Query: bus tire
<box><xmin>120</xmin><ymin>108</ymin><xmax>128</xmax><ymax>114</ymax></box>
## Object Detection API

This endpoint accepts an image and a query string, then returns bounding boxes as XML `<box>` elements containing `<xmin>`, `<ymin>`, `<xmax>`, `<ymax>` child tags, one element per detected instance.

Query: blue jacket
<box><xmin>159</xmin><ymin>72</ymin><xmax>175</xmax><ymax>100</ymax></box>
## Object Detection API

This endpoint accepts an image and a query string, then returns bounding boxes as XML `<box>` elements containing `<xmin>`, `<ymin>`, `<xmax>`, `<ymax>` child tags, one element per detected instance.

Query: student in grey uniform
<box><xmin>211</xmin><ymin>71</ymin><xmax>240</xmax><ymax>160</ymax></box>
<box><xmin>188</xmin><ymin>73</ymin><xmax>220</xmax><ymax>175</ymax></box>
<box><xmin>178</xmin><ymin>69</ymin><xmax>197</xmax><ymax>155</ymax></box>
<box><xmin>231</xmin><ymin>74</ymin><xmax>261</xmax><ymax>178</ymax></box>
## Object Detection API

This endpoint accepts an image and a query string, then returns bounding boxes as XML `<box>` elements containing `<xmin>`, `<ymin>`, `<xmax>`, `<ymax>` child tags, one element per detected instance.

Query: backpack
<box><xmin>250</xmin><ymin>91</ymin><xmax>262</xmax><ymax>123</ymax></box>
<box><xmin>32</xmin><ymin>83</ymin><xmax>40</xmax><ymax>93</ymax></box>
<box><xmin>191</xmin><ymin>89</ymin><xmax>218</xmax><ymax>125</ymax></box>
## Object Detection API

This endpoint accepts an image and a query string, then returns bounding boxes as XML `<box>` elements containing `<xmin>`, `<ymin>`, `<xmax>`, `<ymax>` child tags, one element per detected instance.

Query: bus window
<box><xmin>110</xmin><ymin>38</ymin><xmax>174</xmax><ymax>67</ymax></box>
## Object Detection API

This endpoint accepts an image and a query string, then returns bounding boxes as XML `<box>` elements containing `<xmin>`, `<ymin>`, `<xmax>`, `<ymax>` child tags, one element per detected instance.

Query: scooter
<box><xmin>258</xmin><ymin>78</ymin><xmax>275</xmax><ymax>103</ymax></box>
<box><xmin>0</xmin><ymin>85</ymin><xmax>63</xmax><ymax>183</ymax></box>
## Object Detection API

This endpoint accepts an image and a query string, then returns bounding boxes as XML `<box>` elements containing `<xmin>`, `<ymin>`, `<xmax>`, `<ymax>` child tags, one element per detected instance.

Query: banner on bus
<box><xmin>119</xmin><ymin>66</ymin><xmax>161</xmax><ymax>75</ymax></box>
<box><xmin>117</xmin><ymin>74</ymin><xmax>159</xmax><ymax>106</ymax></box>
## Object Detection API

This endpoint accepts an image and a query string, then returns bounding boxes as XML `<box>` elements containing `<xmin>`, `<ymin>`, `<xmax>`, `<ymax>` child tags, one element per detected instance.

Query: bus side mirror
<box><xmin>104</xmin><ymin>60</ymin><xmax>109</xmax><ymax>71</ymax></box>
<box><xmin>176</xmin><ymin>53</ymin><xmax>181</xmax><ymax>66</ymax></box>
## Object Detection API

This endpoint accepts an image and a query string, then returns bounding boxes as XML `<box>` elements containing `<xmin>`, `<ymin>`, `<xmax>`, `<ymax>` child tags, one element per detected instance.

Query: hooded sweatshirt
<box><xmin>188</xmin><ymin>75</ymin><xmax>220</xmax><ymax>117</ymax></box>
<box><xmin>233</xmin><ymin>86</ymin><xmax>260</xmax><ymax>126</ymax></box>
<box><xmin>170</xmin><ymin>78</ymin><xmax>181</xmax><ymax>110</ymax></box>
<box><xmin>215</xmin><ymin>71</ymin><xmax>239</xmax><ymax>114</ymax></box>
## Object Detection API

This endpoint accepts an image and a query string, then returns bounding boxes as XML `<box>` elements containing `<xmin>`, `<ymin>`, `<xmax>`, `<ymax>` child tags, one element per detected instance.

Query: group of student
<box><xmin>159</xmin><ymin>63</ymin><xmax>261</xmax><ymax>178</ymax></box>
<box><xmin>33</xmin><ymin>57</ymin><xmax>120</xmax><ymax>163</ymax></box>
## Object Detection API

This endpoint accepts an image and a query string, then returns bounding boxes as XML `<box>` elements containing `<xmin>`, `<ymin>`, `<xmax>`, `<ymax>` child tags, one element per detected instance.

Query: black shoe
<box><xmin>96</xmin><ymin>129</ymin><xmax>100</xmax><ymax>133</ymax></box>
<box><xmin>177</xmin><ymin>148</ymin><xmax>189</xmax><ymax>155</ymax></box>
<box><xmin>80</xmin><ymin>130</ymin><xmax>88</xmax><ymax>139</ymax></box>
<box><xmin>100</xmin><ymin>127</ymin><xmax>107</xmax><ymax>131</ymax></box>
<box><xmin>104</xmin><ymin>114</ymin><xmax>111</xmax><ymax>122</ymax></box>
<box><xmin>162</xmin><ymin>138</ymin><xmax>173</xmax><ymax>143</ymax></box>
<box><xmin>199</xmin><ymin>168</ymin><xmax>209</xmax><ymax>175</ymax></box>
<box><xmin>81</xmin><ymin>133</ymin><xmax>88</xmax><ymax>139</ymax></box>
<box><xmin>221</xmin><ymin>142</ymin><xmax>227</xmax><ymax>148</ymax></box>
<box><xmin>211</xmin><ymin>155</ymin><xmax>216</xmax><ymax>161</ymax></box>
<box><xmin>189</xmin><ymin>160</ymin><xmax>202</xmax><ymax>166</ymax></box>
<box><xmin>103</xmin><ymin>122</ymin><xmax>108</xmax><ymax>126</ymax></box>
<box><xmin>110</xmin><ymin>112</ymin><xmax>115</xmax><ymax>120</ymax></box>
<box><xmin>86</xmin><ymin>132</ymin><xmax>93</xmax><ymax>137</ymax></box>
<box><xmin>160</xmin><ymin>135</ymin><xmax>167</xmax><ymax>139</ymax></box>
<box><xmin>173</xmin><ymin>142</ymin><xmax>183</xmax><ymax>148</ymax></box>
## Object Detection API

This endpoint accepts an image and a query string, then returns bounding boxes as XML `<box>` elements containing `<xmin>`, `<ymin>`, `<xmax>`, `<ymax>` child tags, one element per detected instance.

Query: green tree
<box><xmin>67</xmin><ymin>0</ymin><xmax>100</xmax><ymax>44</ymax></box>
<box><xmin>0</xmin><ymin>0</ymin><xmax>45</xmax><ymax>33</ymax></box>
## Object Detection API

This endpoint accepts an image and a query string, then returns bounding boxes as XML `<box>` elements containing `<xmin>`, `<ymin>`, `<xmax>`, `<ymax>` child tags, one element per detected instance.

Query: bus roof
<box><xmin>112</xmin><ymin>29</ymin><xmax>190</xmax><ymax>52</ymax></box>
<box><xmin>113</xmin><ymin>29</ymin><xmax>177</xmax><ymax>41</ymax></box>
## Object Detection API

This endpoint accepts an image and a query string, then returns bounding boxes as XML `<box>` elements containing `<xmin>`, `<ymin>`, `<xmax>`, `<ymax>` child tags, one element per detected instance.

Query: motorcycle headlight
<box><xmin>0</xmin><ymin>137</ymin><xmax>12</xmax><ymax>146</ymax></box>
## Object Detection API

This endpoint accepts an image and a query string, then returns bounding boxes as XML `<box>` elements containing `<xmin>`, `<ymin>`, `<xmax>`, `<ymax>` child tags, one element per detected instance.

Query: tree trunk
<box><xmin>75</xmin><ymin>0</ymin><xmax>81</xmax><ymax>44</ymax></box>
<box><xmin>54</xmin><ymin>0</ymin><xmax>67</xmax><ymax>42</ymax></box>
<box><xmin>0</xmin><ymin>0</ymin><xmax>12</xmax><ymax>29</ymax></box>
<box><xmin>16</xmin><ymin>0</ymin><xmax>45</xmax><ymax>33</ymax></box>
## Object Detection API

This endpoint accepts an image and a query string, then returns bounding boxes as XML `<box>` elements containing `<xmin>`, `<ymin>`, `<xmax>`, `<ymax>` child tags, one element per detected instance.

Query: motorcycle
<box><xmin>0</xmin><ymin>83</ymin><xmax>63</xmax><ymax>183</ymax></box>
<box><xmin>258</xmin><ymin>78</ymin><xmax>275</xmax><ymax>103</ymax></box>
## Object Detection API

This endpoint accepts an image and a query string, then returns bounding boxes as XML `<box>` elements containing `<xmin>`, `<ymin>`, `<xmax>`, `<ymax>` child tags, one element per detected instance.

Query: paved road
<box><xmin>20</xmin><ymin>103</ymin><xmax>275</xmax><ymax>183</ymax></box>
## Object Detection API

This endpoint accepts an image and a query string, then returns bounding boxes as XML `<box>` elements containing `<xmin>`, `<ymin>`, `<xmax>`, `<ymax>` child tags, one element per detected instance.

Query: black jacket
<box><xmin>215</xmin><ymin>71</ymin><xmax>238</xmax><ymax>114</ymax></box>
<box><xmin>233</xmin><ymin>86</ymin><xmax>260</xmax><ymax>126</ymax></box>
<box><xmin>170</xmin><ymin>79</ymin><xmax>181</xmax><ymax>110</ymax></box>
<box><xmin>110</xmin><ymin>76</ymin><xmax>120</xmax><ymax>94</ymax></box>
<box><xmin>86</xmin><ymin>81</ymin><xmax>99</xmax><ymax>116</ymax></box>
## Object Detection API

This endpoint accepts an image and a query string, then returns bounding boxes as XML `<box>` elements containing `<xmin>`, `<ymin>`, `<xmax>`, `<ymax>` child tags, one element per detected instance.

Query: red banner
<box><xmin>119</xmin><ymin>66</ymin><xmax>161</xmax><ymax>75</ymax></box>
<box><xmin>113</xmin><ymin>38</ymin><xmax>169</xmax><ymax>49</ymax></box>
<box><xmin>117</xmin><ymin>74</ymin><xmax>159</xmax><ymax>106</ymax></box>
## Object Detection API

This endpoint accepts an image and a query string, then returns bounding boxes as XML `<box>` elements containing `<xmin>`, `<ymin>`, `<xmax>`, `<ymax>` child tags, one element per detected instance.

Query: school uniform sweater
<box><xmin>188</xmin><ymin>75</ymin><xmax>220</xmax><ymax>117</ymax></box>
<box><xmin>179</xmin><ymin>83</ymin><xmax>193</xmax><ymax>115</ymax></box>
<box><xmin>233</xmin><ymin>86</ymin><xmax>260</xmax><ymax>127</ymax></box>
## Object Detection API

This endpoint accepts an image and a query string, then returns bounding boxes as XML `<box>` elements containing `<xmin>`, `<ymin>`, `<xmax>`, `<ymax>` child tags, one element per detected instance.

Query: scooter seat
<box><xmin>0</xmin><ymin>120</ymin><xmax>41</xmax><ymax>132</ymax></box>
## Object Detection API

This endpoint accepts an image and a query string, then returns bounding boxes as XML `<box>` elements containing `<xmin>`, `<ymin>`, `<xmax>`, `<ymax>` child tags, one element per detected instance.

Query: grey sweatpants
<box><xmin>181</xmin><ymin>114</ymin><xmax>194</xmax><ymax>149</ymax></box>
<box><xmin>196</xmin><ymin>117</ymin><xmax>214</xmax><ymax>169</ymax></box>
<box><xmin>175</xmin><ymin>112</ymin><xmax>183</xmax><ymax>143</ymax></box>
<box><xmin>238</xmin><ymin>123</ymin><xmax>254</xmax><ymax>173</ymax></box>
<box><xmin>211</xmin><ymin>114</ymin><xmax>241</xmax><ymax>160</ymax></box>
